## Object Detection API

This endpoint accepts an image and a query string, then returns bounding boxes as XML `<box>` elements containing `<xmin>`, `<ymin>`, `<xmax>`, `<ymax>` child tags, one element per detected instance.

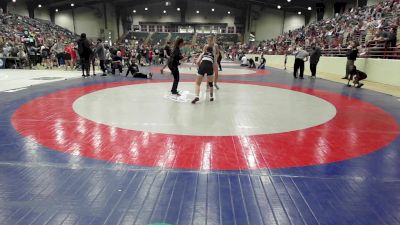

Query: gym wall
<box><xmin>246</xmin><ymin>54</ymin><xmax>400</xmax><ymax>87</ymax></box>
<box><xmin>251</xmin><ymin>8</ymin><xmax>305</xmax><ymax>41</ymax></box>
<box><xmin>6</xmin><ymin>0</ymin><xmax>122</xmax><ymax>41</ymax></box>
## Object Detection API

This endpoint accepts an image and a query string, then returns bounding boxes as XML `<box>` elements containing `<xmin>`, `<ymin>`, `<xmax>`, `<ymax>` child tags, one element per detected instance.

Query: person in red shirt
<box><xmin>69</xmin><ymin>43</ymin><xmax>77</xmax><ymax>69</ymax></box>
<box><xmin>149</xmin><ymin>49</ymin><xmax>154</xmax><ymax>65</ymax></box>
<box><xmin>64</xmin><ymin>43</ymin><xmax>74</xmax><ymax>70</ymax></box>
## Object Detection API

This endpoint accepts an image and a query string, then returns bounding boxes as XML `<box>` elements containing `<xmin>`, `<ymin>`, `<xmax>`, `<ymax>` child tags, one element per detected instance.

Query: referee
<box><xmin>293</xmin><ymin>47</ymin><xmax>309</xmax><ymax>79</ymax></box>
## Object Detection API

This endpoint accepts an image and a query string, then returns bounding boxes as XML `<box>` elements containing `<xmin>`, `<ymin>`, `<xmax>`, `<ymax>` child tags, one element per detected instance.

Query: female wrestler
<box><xmin>210</xmin><ymin>36</ymin><xmax>221</xmax><ymax>90</ymax></box>
<box><xmin>191</xmin><ymin>46</ymin><xmax>215</xmax><ymax>104</ymax></box>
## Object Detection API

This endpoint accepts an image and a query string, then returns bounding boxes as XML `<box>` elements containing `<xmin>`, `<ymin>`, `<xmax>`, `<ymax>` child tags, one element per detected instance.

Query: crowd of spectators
<box><xmin>1</xmin><ymin>0</ymin><xmax>398</xmax><ymax>71</ymax></box>
<box><xmin>232</xmin><ymin>0</ymin><xmax>399</xmax><ymax>57</ymax></box>
<box><xmin>0</xmin><ymin>10</ymin><xmax>80</xmax><ymax>68</ymax></box>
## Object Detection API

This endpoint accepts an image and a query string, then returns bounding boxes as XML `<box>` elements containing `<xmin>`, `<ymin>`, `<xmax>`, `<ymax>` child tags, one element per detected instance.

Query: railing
<box><xmin>250</xmin><ymin>43</ymin><xmax>400</xmax><ymax>59</ymax></box>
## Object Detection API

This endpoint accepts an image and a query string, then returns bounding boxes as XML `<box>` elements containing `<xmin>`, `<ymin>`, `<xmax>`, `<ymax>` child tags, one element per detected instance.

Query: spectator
<box><xmin>240</xmin><ymin>55</ymin><xmax>248</xmax><ymax>67</ymax></box>
<box><xmin>386</xmin><ymin>26</ymin><xmax>397</xmax><ymax>47</ymax></box>
<box><xmin>309</xmin><ymin>43</ymin><xmax>322</xmax><ymax>78</ymax></box>
<box><xmin>248</xmin><ymin>58</ymin><xmax>256</xmax><ymax>68</ymax></box>
<box><xmin>77</xmin><ymin>33</ymin><xmax>92</xmax><ymax>77</ymax></box>
<box><xmin>95</xmin><ymin>39</ymin><xmax>106</xmax><ymax>76</ymax></box>
<box><xmin>112</xmin><ymin>51</ymin><xmax>123</xmax><ymax>75</ymax></box>
<box><xmin>52</xmin><ymin>40</ymin><xmax>65</xmax><ymax>67</ymax></box>
<box><xmin>258</xmin><ymin>54</ymin><xmax>266</xmax><ymax>69</ymax></box>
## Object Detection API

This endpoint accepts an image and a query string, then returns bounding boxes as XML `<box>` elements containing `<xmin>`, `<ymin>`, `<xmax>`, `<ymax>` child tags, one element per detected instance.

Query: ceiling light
<box><xmin>38</xmin><ymin>4</ymin><xmax>42</xmax><ymax>8</ymax></box>
<box><xmin>145</xmin><ymin>7</ymin><xmax>148</xmax><ymax>11</ymax></box>
<box><xmin>12</xmin><ymin>0</ymin><xmax>16</xmax><ymax>3</ymax></box>
<box><xmin>298</xmin><ymin>11</ymin><xmax>302</xmax><ymax>15</ymax></box>
<box><xmin>163</xmin><ymin>10</ymin><xmax>166</xmax><ymax>14</ymax></box>
<box><xmin>228</xmin><ymin>11</ymin><xmax>231</xmax><ymax>14</ymax></box>
<box><xmin>287</xmin><ymin>0</ymin><xmax>291</xmax><ymax>2</ymax></box>
<box><xmin>308</xmin><ymin>7</ymin><xmax>312</xmax><ymax>10</ymax></box>
<box><xmin>133</xmin><ymin>10</ymin><xmax>136</xmax><ymax>13</ymax></box>
<box><xmin>70</xmin><ymin>3</ymin><xmax>74</xmax><ymax>7</ymax></box>
<box><xmin>196</xmin><ymin>10</ymin><xmax>199</xmax><ymax>14</ymax></box>
<box><xmin>55</xmin><ymin>9</ymin><xmax>59</xmax><ymax>12</ymax></box>
<box><xmin>177</xmin><ymin>8</ymin><xmax>180</xmax><ymax>11</ymax></box>
<box><xmin>212</xmin><ymin>8</ymin><xmax>215</xmax><ymax>12</ymax></box>
<box><xmin>277</xmin><ymin>5</ymin><xmax>281</xmax><ymax>9</ymax></box>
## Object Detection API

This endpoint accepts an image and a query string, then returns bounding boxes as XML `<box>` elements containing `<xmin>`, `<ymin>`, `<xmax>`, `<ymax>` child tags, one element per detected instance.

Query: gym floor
<box><xmin>0</xmin><ymin>62</ymin><xmax>399</xmax><ymax>225</ymax></box>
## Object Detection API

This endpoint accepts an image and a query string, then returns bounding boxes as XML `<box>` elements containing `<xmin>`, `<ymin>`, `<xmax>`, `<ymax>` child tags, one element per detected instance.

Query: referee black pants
<box><xmin>294</xmin><ymin>58</ymin><xmax>305</xmax><ymax>78</ymax></box>
<box><xmin>310</xmin><ymin>63</ymin><xmax>317</xmax><ymax>77</ymax></box>
<box><xmin>169</xmin><ymin>66</ymin><xmax>180</xmax><ymax>94</ymax></box>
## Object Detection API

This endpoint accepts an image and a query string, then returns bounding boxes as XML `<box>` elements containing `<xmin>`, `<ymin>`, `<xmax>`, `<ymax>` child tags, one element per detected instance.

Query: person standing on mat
<box><xmin>211</xmin><ymin>36</ymin><xmax>221</xmax><ymax>90</ymax></box>
<box><xmin>160</xmin><ymin>41</ymin><xmax>171</xmax><ymax>74</ymax></box>
<box><xmin>217</xmin><ymin>48</ymin><xmax>223</xmax><ymax>71</ymax></box>
<box><xmin>168</xmin><ymin>38</ymin><xmax>186</xmax><ymax>96</ymax></box>
<box><xmin>284</xmin><ymin>52</ymin><xmax>288</xmax><ymax>70</ymax></box>
<box><xmin>77</xmin><ymin>33</ymin><xmax>92</xmax><ymax>77</ymax></box>
<box><xmin>309</xmin><ymin>43</ymin><xmax>321</xmax><ymax>78</ymax></box>
<box><xmin>192</xmin><ymin>46</ymin><xmax>215</xmax><ymax>104</ymax></box>
<box><xmin>342</xmin><ymin>41</ymin><xmax>359</xmax><ymax>79</ymax></box>
<box><xmin>258</xmin><ymin>54</ymin><xmax>266</xmax><ymax>69</ymax></box>
<box><xmin>293</xmin><ymin>46</ymin><xmax>309</xmax><ymax>79</ymax></box>
<box><xmin>95</xmin><ymin>39</ymin><xmax>107</xmax><ymax>76</ymax></box>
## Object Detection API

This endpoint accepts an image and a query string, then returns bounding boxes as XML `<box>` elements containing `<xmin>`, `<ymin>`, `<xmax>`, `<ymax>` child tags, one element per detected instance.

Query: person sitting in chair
<box><xmin>111</xmin><ymin>51</ymin><xmax>123</xmax><ymax>75</ymax></box>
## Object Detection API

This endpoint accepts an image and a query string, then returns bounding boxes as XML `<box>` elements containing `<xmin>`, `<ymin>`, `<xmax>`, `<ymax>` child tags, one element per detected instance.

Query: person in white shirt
<box><xmin>240</xmin><ymin>55</ymin><xmax>248</xmax><ymax>67</ymax></box>
<box><xmin>293</xmin><ymin>46</ymin><xmax>309</xmax><ymax>79</ymax></box>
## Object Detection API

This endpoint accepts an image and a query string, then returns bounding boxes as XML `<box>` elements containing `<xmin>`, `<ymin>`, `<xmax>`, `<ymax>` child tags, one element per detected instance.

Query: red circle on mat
<box><xmin>11</xmin><ymin>81</ymin><xmax>399</xmax><ymax>170</ymax></box>
<box><xmin>149</xmin><ymin>67</ymin><xmax>270</xmax><ymax>76</ymax></box>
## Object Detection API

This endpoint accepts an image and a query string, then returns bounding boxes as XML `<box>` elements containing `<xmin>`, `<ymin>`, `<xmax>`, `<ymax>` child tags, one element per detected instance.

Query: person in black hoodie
<box><xmin>168</xmin><ymin>38</ymin><xmax>186</xmax><ymax>96</ymax></box>
<box><xmin>77</xmin><ymin>33</ymin><xmax>92</xmax><ymax>77</ymax></box>
<box><xmin>126</xmin><ymin>57</ymin><xmax>153</xmax><ymax>79</ymax></box>
<box><xmin>309</xmin><ymin>43</ymin><xmax>321</xmax><ymax>78</ymax></box>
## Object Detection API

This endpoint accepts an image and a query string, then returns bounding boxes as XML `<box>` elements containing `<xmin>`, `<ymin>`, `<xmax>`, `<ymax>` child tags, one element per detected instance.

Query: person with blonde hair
<box><xmin>191</xmin><ymin>46</ymin><xmax>215</xmax><ymax>104</ymax></box>
<box><xmin>204</xmin><ymin>35</ymin><xmax>221</xmax><ymax>89</ymax></box>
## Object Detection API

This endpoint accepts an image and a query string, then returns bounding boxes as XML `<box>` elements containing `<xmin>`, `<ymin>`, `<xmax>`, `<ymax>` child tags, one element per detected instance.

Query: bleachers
<box><xmin>196</xmin><ymin>34</ymin><xmax>209</xmax><ymax>45</ymax></box>
<box><xmin>0</xmin><ymin>13</ymin><xmax>77</xmax><ymax>46</ymax></box>
<box><xmin>114</xmin><ymin>31</ymin><xmax>241</xmax><ymax>46</ymax></box>
<box><xmin>170</xmin><ymin>33</ymin><xmax>194</xmax><ymax>43</ymax></box>
<box><xmin>148</xmin><ymin>33</ymin><xmax>169</xmax><ymax>45</ymax></box>
<box><xmin>217</xmin><ymin>34</ymin><xmax>239</xmax><ymax>44</ymax></box>
<box><xmin>237</xmin><ymin>0</ymin><xmax>400</xmax><ymax>59</ymax></box>
<box><xmin>126</xmin><ymin>31</ymin><xmax>150</xmax><ymax>43</ymax></box>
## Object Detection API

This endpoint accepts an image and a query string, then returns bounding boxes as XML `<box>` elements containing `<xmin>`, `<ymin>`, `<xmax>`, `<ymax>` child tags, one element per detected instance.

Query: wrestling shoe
<box><xmin>192</xmin><ymin>97</ymin><xmax>200</xmax><ymax>104</ymax></box>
